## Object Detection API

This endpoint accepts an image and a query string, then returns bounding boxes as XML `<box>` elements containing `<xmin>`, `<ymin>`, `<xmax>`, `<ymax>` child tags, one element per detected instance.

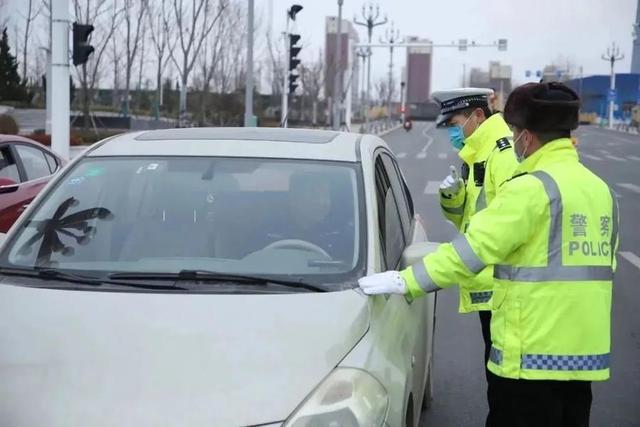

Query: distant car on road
<box><xmin>0</xmin><ymin>128</ymin><xmax>437</xmax><ymax>427</ymax></box>
<box><xmin>0</xmin><ymin>134</ymin><xmax>64</xmax><ymax>233</ymax></box>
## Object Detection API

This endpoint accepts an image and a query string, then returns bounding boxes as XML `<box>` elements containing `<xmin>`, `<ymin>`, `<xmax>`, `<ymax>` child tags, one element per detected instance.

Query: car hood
<box><xmin>0</xmin><ymin>283</ymin><xmax>369</xmax><ymax>427</ymax></box>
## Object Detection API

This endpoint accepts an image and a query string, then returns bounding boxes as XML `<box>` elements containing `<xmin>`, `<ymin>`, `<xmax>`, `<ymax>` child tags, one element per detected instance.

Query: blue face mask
<box><xmin>447</xmin><ymin>115</ymin><xmax>473</xmax><ymax>150</ymax></box>
<box><xmin>447</xmin><ymin>126</ymin><xmax>465</xmax><ymax>150</ymax></box>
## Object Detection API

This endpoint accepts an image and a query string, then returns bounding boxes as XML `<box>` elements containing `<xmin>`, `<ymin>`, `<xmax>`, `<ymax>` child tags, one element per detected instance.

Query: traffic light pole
<box><xmin>281</xmin><ymin>14</ymin><xmax>291</xmax><ymax>128</ymax></box>
<box><xmin>51</xmin><ymin>0</ymin><xmax>70</xmax><ymax>160</ymax></box>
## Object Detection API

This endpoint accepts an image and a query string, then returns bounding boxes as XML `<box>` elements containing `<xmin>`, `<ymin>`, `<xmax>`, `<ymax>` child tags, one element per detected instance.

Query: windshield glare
<box><xmin>2</xmin><ymin>156</ymin><xmax>364</xmax><ymax>287</ymax></box>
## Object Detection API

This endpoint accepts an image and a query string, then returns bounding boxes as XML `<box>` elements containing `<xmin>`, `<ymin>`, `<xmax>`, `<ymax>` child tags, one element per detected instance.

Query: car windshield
<box><xmin>0</xmin><ymin>156</ymin><xmax>365</xmax><ymax>289</ymax></box>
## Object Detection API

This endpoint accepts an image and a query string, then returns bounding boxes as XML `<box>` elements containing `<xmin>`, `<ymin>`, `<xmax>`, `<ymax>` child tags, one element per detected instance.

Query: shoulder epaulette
<box><xmin>496</xmin><ymin>137</ymin><xmax>511</xmax><ymax>152</ymax></box>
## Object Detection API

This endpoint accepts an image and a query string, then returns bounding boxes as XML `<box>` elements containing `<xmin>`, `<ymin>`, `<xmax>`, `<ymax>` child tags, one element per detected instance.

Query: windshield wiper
<box><xmin>108</xmin><ymin>270</ymin><xmax>328</xmax><ymax>292</ymax></box>
<box><xmin>0</xmin><ymin>267</ymin><xmax>188</xmax><ymax>290</ymax></box>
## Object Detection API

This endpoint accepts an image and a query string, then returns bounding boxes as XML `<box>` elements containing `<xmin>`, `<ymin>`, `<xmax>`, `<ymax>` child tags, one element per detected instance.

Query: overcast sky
<box><xmin>269</xmin><ymin>0</ymin><xmax>638</xmax><ymax>90</ymax></box>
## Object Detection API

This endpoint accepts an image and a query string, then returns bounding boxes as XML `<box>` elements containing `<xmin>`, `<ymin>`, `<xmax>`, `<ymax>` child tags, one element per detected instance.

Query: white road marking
<box><xmin>629</xmin><ymin>155</ymin><xmax>640</xmax><ymax>161</ymax></box>
<box><xmin>605</xmin><ymin>154</ymin><xmax>627</xmax><ymax>162</ymax></box>
<box><xmin>619</xmin><ymin>252</ymin><xmax>640</xmax><ymax>271</ymax></box>
<box><xmin>612</xmin><ymin>189</ymin><xmax>623</xmax><ymax>199</ymax></box>
<box><xmin>437</xmin><ymin>153</ymin><xmax>447</xmax><ymax>159</ymax></box>
<box><xmin>580</xmin><ymin>153</ymin><xmax>603</xmax><ymax>161</ymax></box>
<box><xmin>424</xmin><ymin>180</ymin><xmax>441</xmax><ymax>195</ymax></box>
<box><xmin>396</xmin><ymin>152</ymin><xmax>407</xmax><ymax>159</ymax></box>
<box><xmin>616</xmin><ymin>183</ymin><xmax>640</xmax><ymax>194</ymax></box>
<box><xmin>417</xmin><ymin>123</ymin><xmax>435</xmax><ymax>159</ymax></box>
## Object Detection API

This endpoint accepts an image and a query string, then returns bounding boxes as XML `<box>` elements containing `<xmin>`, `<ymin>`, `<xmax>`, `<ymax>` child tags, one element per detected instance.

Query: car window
<box><xmin>2</xmin><ymin>157</ymin><xmax>365</xmax><ymax>289</ymax></box>
<box><xmin>375</xmin><ymin>155</ymin><xmax>406</xmax><ymax>269</ymax></box>
<box><xmin>44</xmin><ymin>152</ymin><xmax>58</xmax><ymax>174</ymax></box>
<box><xmin>15</xmin><ymin>145</ymin><xmax>52</xmax><ymax>181</ymax></box>
<box><xmin>0</xmin><ymin>147</ymin><xmax>20</xmax><ymax>182</ymax></box>
<box><xmin>381</xmin><ymin>153</ymin><xmax>413</xmax><ymax>242</ymax></box>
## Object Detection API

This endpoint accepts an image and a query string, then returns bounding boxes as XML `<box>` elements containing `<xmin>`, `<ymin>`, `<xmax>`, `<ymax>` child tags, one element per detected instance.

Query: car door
<box><xmin>0</xmin><ymin>143</ymin><xmax>59</xmax><ymax>232</ymax></box>
<box><xmin>373</xmin><ymin>150</ymin><xmax>432</xmax><ymax>426</ymax></box>
<box><xmin>0</xmin><ymin>145</ymin><xmax>24</xmax><ymax>232</ymax></box>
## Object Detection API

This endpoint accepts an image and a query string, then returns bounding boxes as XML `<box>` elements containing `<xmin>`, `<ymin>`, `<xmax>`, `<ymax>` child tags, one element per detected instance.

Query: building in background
<box><xmin>404</xmin><ymin>36</ymin><xmax>433</xmax><ymax>103</ymax></box>
<box><xmin>469</xmin><ymin>61</ymin><xmax>512</xmax><ymax>109</ymax></box>
<box><xmin>325</xmin><ymin>17</ymin><xmax>360</xmax><ymax>125</ymax></box>
<box><xmin>565</xmin><ymin>74</ymin><xmax>640</xmax><ymax>121</ymax></box>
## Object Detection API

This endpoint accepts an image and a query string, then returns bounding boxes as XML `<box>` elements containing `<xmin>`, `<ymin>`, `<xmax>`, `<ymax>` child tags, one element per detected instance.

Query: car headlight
<box><xmin>283</xmin><ymin>368</ymin><xmax>388</xmax><ymax>427</ymax></box>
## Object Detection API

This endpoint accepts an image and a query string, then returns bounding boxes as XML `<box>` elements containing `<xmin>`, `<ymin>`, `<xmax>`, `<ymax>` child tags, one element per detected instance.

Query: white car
<box><xmin>0</xmin><ymin>128</ymin><xmax>437</xmax><ymax>427</ymax></box>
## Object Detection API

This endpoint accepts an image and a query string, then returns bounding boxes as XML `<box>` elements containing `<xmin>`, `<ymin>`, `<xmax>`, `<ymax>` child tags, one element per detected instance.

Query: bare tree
<box><xmin>74</xmin><ymin>0</ymin><xmax>123</xmax><ymax>130</ymax></box>
<box><xmin>108</xmin><ymin>23</ymin><xmax>122</xmax><ymax>109</ymax></box>
<box><xmin>147</xmin><ymin>0</ymin><xmax>176</xmax><ymax>111</ymax></box>
<box><xmin>18</xmin><ymin>0</ymin><xmax>44</xmax><ymax>83</ymax></box>
<box><xmin>300</xmin><ymin>49</ymin><xmax>325</xmax><ymax>126</ymax></box>
<box><xmin>167</xmin><ymin>0</ymin><xmax>228</xmax><ymax>120</ymax></box>
<box><xmin>375</xmin><ymin>77</ymin><xmax>395</xmax><ymax>107</ymax></box>
<box><xmin>121</xmin><ymin>0</ymin><xmax>148</xmax><ymax>116</ymax></box>
<box><xmin>265</xmin><ymin>29</ymin><xmax>284</xmax><ymax>96</ymax></box>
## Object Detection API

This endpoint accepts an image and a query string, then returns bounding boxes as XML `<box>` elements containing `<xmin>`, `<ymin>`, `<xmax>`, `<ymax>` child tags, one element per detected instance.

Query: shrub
<box><xmin>26</xmin><ymin>133</ymin><xmax>84</xmax><ymax>146</ymax></box>
<box><xmin>0</xmin><ymin>114</ymin><xmax>19</xmax><ymax>134</ymax></box>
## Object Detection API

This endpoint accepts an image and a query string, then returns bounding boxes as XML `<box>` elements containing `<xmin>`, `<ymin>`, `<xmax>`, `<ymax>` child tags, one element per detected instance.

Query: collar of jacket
<box><xmin>459</xmin><ymin>113</ymin><xmax>510</xmax><ymax>165</ymax></box>
<box><xmin>514</xmin><ymin>138</ymin><xmax>578</xmax><ymax>175</ymax></box>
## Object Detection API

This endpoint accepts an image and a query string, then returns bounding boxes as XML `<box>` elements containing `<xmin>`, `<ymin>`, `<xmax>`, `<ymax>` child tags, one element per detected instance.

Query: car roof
<box><xmin>87</xmin><ymin>128</ymin><xmax>364</xmax><ymax>162</ymax></box>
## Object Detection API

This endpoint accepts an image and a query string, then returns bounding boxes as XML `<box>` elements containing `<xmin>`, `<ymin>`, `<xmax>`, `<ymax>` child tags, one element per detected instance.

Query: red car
<box><xmin>0</xmin><ymin>135</ymin><xmax>65</xmax><ymax>233</ymax></box>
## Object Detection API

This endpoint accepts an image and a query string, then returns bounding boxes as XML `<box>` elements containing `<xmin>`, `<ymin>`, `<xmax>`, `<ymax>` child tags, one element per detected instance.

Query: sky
<box><xmin>2</xmin><ymin>0</ymin><xmax>638</xmax><ymax>93</ymax></box>
<box><xmin>268</xmin><ymin>0</ymin><xmax>638</xmax><ymax>90</ymax></box>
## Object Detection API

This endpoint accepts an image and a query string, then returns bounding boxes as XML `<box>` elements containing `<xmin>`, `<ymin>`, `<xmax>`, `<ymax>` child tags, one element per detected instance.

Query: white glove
<box><xmin>358</xmin><ymin>271</ymin><xmax>407</xmax><ymax>295</ymax></box>
<box><xmin>439</xmin><ymin>165</ymin><xmax>464</xmax><ymax>198</ymax></box>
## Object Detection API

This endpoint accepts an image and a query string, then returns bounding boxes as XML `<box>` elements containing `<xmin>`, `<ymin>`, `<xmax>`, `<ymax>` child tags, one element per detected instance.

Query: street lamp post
<box><xmin>380</xmin><ymin>23</ymin><xmax>403</xmax><ymax>126</ymax></box>
<box><xmin>332</xmin><ymin>0</ymin><xmax>344</xmax><ymax>130</ymax></box>
<box><xmin>355</xmin><ymin>47</ymin><xmax>368</xmax><ymax>124</ymax></box>
<box><xmin>602</xmin><ymin>43</ymin><xmax>624</xmax><ymax>130</ymax></box>
<box><xmin>354</xmin><ymin>3</ymin><xmax>387</xmax><ymax>133</ymax></box>
<box><xmin>244</xmin><ymin>0</ymin><xmax>255</xmax><ymax>127</ymax></box>
<box><xmin>400</xmin><ymin>81</ymin><xmax>406</xmax><ymax>123</ymax></box>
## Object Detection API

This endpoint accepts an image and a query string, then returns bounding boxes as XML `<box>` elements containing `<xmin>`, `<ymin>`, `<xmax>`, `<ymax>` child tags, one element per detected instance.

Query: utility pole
<box><xmin>380</xmin><ymin>22</ymin><xmax>403</xmax><ymax>126</ymax></box>
<box><xmin>332</xmin><ymin>0</ymin><xmax>344</xmax><ymax>130</ymax></box>
<box><xmin>400</xmin><ymin>81</ymin><xmax>406</xmax><ymax>123</ymax></box>
<box><xmin>244</xmin><ymin>0</ymin><xmax>255</xmax><ymax>127</ymax></box>
<box><xmin>602</xmin><ymin>43</ymin><xmax>624</xmax><ymax>130</ymax></box>
<box><xmin>51</xmin><ymin>0</ymin><xmax>70</xmax><ymax>160</ymax></box>
<box><xmin>354</xmin><ymin>3</ymin><xmax>387</xmax><ymax>133</ymax></box>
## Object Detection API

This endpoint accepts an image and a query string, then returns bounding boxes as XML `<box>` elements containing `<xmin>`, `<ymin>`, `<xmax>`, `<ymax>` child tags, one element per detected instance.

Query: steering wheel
<box><xmin>261</xmin><ymin>239</ymin><xmax>331</xmax><ymax>259</ymax></box>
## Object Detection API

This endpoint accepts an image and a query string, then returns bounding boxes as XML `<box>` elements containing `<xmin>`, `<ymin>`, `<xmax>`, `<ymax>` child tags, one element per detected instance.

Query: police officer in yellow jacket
<box><xmin>432</xmin><ymin>88</ymin><xmax>519</xmax><ymax>367</ymax></box>
<box><xmin>359</xmin><ymin>82</ymin><xmax>618</xmax><ymax>427</ymax></box>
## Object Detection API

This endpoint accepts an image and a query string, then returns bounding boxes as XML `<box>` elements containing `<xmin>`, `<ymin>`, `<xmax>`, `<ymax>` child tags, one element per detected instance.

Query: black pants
<box><xmin>485</xmin><ymin>370</ymin><xmax>592</xmax><ymax>427</ymax></box>
<box><xmin>479</xmin><ymin>311</ymin><xmax>492</xmax><ymax>367</ymax></box>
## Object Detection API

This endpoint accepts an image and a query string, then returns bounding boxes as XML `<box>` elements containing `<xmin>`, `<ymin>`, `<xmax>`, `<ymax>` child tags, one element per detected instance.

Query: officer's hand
<box><xmin>439</xmin><ymin>165</ymin><xmax>464</xmax><ymax>198</ymax></box>
<box><xmin>358</xmin><ymin>271</ymin><xmax>407</xmax><ymax>295</ymax></box>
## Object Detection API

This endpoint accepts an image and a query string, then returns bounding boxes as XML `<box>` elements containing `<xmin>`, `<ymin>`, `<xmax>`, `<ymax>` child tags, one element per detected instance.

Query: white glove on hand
<box><xmin>439</xmin><ymin>165</ymin><xmax>464</xmax><ymax>198</ymax></box>
<box><xmin>358</xmin><ymin>271</ymin><xmax>407</xmax><ymax>295</ymax></box>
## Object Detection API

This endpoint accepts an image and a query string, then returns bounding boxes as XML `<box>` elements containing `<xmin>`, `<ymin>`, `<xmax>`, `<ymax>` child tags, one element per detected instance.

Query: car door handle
<box><xmin>18</xmin><ymin>204</ymin><xmax>29</xmax><ymax>212</ymax></box>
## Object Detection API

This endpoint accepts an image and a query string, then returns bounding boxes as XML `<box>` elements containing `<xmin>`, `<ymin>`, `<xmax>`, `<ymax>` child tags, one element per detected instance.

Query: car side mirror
<box><xmin>0</xmin><ymin>177</ymin><xmax>19</xmax><ymax>195</ymax></box>
<box><xmin>400</xmin><ymin>241</ymin><xmax>440</xmax><ymax>269</ymax></box>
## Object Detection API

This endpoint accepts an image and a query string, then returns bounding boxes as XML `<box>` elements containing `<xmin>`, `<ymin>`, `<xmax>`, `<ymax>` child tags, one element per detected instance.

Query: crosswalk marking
<box><xmin>397</xmin><ymin>152</ymin><xmax>407</xmax><ymax>159</ymax></box>
<box><xmin>437</xmin><ymin>153</ymin><xmax>447</xmax><ymax>159</ymax></box>
<box><xmin>580</xmin><ymin>153</ymin><xmax>603</xmax><ymax>161</ymax></box>
<box><xmin>616</xmin><ymin>183</ymin><xmax>640</xmax><ymax>194</ymax></box>
<box><xmin>424</xmin><ymin>181</ymin><xmax>441</xmax><ymax>195</ymax></box>
<box><xmin>620</xmin><ymin>252</ymin><xmax>640</xmax><ymax>271</ymax></box>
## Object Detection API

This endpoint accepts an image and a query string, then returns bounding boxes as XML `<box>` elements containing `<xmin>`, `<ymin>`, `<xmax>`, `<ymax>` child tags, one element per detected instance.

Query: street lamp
<box><xmin>380</xmin><ymin>22</ymin><xmax>403</xmax><ymax>126</ymax></box>
<box><xmin>354</xmin><ymin>3</ymin><xmax>387</xmax><ymax>132</ymax></box>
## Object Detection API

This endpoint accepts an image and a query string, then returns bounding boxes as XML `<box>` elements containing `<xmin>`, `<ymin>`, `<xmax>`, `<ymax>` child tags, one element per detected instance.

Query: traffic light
<box><xmin>72</xmin><ymin>22</ymin><xmax>95</xmax><ymax>66</ymax></box>
<box><xmin>288</xmin><ymin>33</ymin><xmax>302</xmax><ymax>94</ymax></box>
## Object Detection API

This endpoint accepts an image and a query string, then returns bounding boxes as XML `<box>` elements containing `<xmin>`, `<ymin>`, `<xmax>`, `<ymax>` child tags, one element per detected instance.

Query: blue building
<box><xmin>565</xmin><ymin>74</ymin><xmax>640</xmax><ymax>120</ymax></box>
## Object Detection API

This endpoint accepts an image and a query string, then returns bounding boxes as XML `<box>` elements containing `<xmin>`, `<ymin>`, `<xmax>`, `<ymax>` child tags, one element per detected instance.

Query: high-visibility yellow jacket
<box><xmin>402</xmin><ymin>138</ymin><xmax>618</xmax><ymax>381</ymax></box>
<box><xmin>440</xmin><ymin>113</ymin><xmax>518</xmax><ymax>312</ymax></box>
